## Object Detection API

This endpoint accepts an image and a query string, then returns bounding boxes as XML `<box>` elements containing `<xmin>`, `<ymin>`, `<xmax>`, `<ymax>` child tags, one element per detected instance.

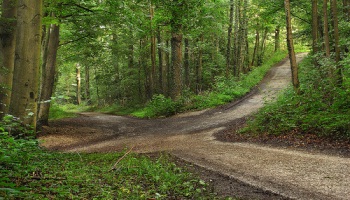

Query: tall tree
<box><xmin>312</xmin><ymin>0</ymin><xmax>319</xmax><ymax>65</ymax></box>
<box><xmin>331</xmin><ymin>0</ymin><xmax>342</xmax><ymax>85</ymax></box>
<box><xmin>226</xmin><ymin>0</ymin><xmax>234</xmax><ymax>77</ymax></box>
<box><xmin>0</xmin><ymin>0</ymin><xmax>18</xmax><ymax>117</ymax></box>
<box><xmin>9</xmin><ymin>0</ymin><xmax>42</xmax><ymax>129</ymax></box>
<box><xmin>323</xmin><ymin>0</ymin><xmax>331</xmax><ymax>57</ymax></box>
<box><xmin>284</xmin><ymin>0</ymin><xmax>300</xmax><ymax>93</ymax></box>
<box><xmin>38</xmin><ymin>23</ymin><xmax>60</xmax><ymax>127</ymax></box>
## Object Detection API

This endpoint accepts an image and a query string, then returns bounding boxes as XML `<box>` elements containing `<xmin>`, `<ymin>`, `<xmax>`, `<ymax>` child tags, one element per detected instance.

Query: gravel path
<box><xmin>39</xmin><ymin>53</ymin><xmax>350</xmax><ymax>200</ymax></box>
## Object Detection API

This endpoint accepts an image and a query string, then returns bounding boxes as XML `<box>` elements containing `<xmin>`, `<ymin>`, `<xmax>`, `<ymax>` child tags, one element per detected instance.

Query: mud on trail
<box><xmin>39</xmin><ymin>53</ymin><xmax>350</xmax><ymax>200</ymax></box>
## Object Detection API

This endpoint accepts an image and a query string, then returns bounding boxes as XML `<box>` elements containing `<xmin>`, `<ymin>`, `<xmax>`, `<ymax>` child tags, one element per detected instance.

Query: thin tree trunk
<box><xmin>251</xmin><ymin>25</ymin><xmax>259</xmax><ymax>67</ymax></box>
<box><xmin>157</xmin><ymin>28</ymin><xmax>165</xmax><ymax>94</ymax></box>
<box><xmin>274</xmin><ymin>26</ymin><xmax>280</xmax><ymax>52</ymax></box>
<box><xmin>184</xmin><ymin>38</ymin><xmax>190</xmax><ymax>88</ymax></box>
<box><xmin>312</xmin><ymin>0</ymin><xmax>319</xmax><ymax>66</ymax></box>
<box><xmin>10</xmin><ymin>0</ymin><xmax>42</xmax><ymax>129</ymax></box>
<box><xmin>76</xmin><ymin>64</ymin><xmax>81</xmax><ymax>105</ymax></box>
<box><xmin>226</xmin><ymin>0</ymin><xmax>234</xmax><ymax>77</ymax></box>
<box><xmin>323</xmin><ymin>0</ymin><xmax>331</xmax><ymax>57</ymax></box>
<box><xmin>331</xmin><ymin>0</ymin><xmax>342</xmax><ymax>86</ymax></box>
<box><xmin>38</xmin><ymin>24</ymin><xmax>59</xmax><ymax>127</ymax></box>
<box><xmin>85</xmin><ymin>65</ymin><xmax>91</xmax><ymax>103</ymax></box>
<box><xmin>150</xmin><ymin>4</ymin><xmax>156</xmax><ymax>97</ymax></box>
<box><xmin>0</xmin><ymin>0</ymin><xmax>18</xmax><ymax>117</ymax></box>
<box><xmin>284</xmin><ymin>0</ymin><xmax>300</xmax><ymax>93</ymax></box>
<box><xmin>196</xmin><ymin>35</ymin><xmax>203</xmax><ymax>94</ymax></box>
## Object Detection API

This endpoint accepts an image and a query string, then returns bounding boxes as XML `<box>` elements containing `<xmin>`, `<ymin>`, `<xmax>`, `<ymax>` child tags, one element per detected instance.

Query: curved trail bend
<box><xmin>40</xmin><ymin>53</ymin><xmax>350</xmax><ymax>200</ymax></box>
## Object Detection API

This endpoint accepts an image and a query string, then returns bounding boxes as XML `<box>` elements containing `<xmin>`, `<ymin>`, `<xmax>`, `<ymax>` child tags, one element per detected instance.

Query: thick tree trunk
<box><xmin>323</xmin><ymin>0</ymin><xmax>331</xmax><ymax>57</ymax></box>
<box><xmin>76</xmin><ymin>64</ymin><xmax>81</xmax><ymax>105</ymax></box>
<box><xmin>0</xmin><ymin>0</ymin><xmax>18</xmax><ymax>117</ymax></box>
<box><xmin>38</xmin><ymin>24</ymin><xmax>59</xmax><ymax>127</ymax></box>
<box><xmin>226</xmin><ymin>0</ymin><xmax>234</xmax><ymax>77</ymax></box>
<box><xmin>10</xmin><ymin>0</ymin><xmax>42</xmax><ymax>129</ymax></box>
<box><xmin>284</xmin><ymin>0</ymin><xmax>300</xmax><ymax>93</ymax></box>
<box><xmin>331</xmin><ymin>0</ymin><xmax>342</xmax><ymax>85</ymax></box>
<box><xmin>170</xmin><ymin>32</ymin><xmax>183</xmax><ymax>100</ymax></box>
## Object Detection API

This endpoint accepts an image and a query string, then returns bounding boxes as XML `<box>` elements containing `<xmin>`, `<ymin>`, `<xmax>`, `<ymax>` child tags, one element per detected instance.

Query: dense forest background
<box><xmin>0</xmin><ymin>0</ymin><xmax>349</xmax><ymax>136</ymax></box>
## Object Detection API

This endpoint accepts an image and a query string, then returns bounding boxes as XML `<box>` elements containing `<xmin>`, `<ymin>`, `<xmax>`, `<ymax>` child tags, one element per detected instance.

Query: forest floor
<box><xmin>39</xmin><ymin>53</ymin><xmax>350</xmax><ymax>200</ymax></box>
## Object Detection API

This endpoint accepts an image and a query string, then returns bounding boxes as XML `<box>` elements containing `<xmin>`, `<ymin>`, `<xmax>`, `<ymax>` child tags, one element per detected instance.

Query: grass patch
<box><xmin>0</xmin><ymin>130</ymin><xmax>226</xmax><ymax>199</ymax></box>
<box><xmin>49</xmin><ymin>103</ymin><xmax>91</xmax><ymax>120</ymax></box>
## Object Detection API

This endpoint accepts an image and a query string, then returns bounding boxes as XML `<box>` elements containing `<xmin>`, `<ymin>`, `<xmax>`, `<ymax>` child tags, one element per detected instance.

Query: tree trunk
<box><xmin>37</xmin><ymin>24</ymin><xmax>59</xmax><ymax>127</ymax></box>
<box><xmin>331</xmin><ymin>0</ymin><xmax>342</xmax><ymax>86</ymax></box>
<box><xmin>196</xmin><ymin>35</ymin><xmax>203</xmax><ymax>94</ymax></box>
<box><xmin>323</xmin><ymin>0</ymin><xmax>331</xmax><ymax>57</ymax></box>
<box><xmin>274</xmin><ymin>26</ymin><xmax>280</xmax><ymax>52</ymax></box>
<box><xmin>149</xmin><ymin>4</ymin><xmax>156</xmax><ymax>96</ymax></box>
<box><xmin>157</xmin><ymin>28</ymin><xmax>165</xmax><ymax>94</ymax></box>
<box><xmin>184</xmin><ymin>38</ymin><xmax>190</xmax><ymax>88</ymax></box>
<box><xmin>251</xmin><ymin>25</ymin><xmax>259</xmax><ymax>67</ymax></box>
<box><xmin>0</xmin><ymin>0</ymin><xmax>18</xmax><ymax>117</ymax></box>
<box><xmin>76</xmin><ymin>64</ymin><xmax>81</xmax><ymax>105</ymax></box>
<box><xmin>284</xmin><ymin>0</ymin><xmax>300</xmax><ymax>93</ymax></box>
<box><xmin>9</xmin><ymin>0</ymin><xmax>42</xmax><ymax>130</ymax></box>
<box><xmin>312</xmin><ymin>0</ymin><xmax>319</xmax><ymax>66</ymax></box>
<box><xmin>85</xmin><ymin>65</ymin><xmax>91</xmax><ymax>103</ymax></box>
<box><xmin>170</xmin><ymin>32</ymin><xmax>183</xmax><ymax>100</ymax></box>
<box><xmin>226</xmin><ymin>0</ymin><xmax>234</xmax><ymax>77</ymax></box>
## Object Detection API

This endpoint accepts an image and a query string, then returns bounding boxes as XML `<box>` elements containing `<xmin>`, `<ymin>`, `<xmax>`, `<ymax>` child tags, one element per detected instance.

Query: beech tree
<box><xmin>284</xmin><ymin>0</ymin><xmax>300</xmax><ymax>93</ymax></box>
<box><xmin>9</xmin><ymin>0</ymin><xmax>43</xmax><ymax>129</ymax></box>
<box><xmin>0</xmin><ymin>0</ymin><xmax>17</xmax><ymax>117</ymax></box>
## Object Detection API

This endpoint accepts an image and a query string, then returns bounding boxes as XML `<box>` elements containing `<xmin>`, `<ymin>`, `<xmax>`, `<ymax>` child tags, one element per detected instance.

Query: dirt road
<box><xmin>39</xmin><ymin>53</ymin><xmax>350</xmax><ymax>200</ymax></box>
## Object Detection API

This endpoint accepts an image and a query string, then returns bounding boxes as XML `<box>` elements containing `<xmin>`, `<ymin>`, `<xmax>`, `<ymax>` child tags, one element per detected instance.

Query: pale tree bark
<box><xmin>284</xmin><ymin>0</ymin><xmax>300</xmax><ymax>93</ymax></box>
<box><xmin>76</xmin><ymin>64</ymin><xmax>81</xmax><ymax>105</ymax></box>
<box><xmin>323</xmin><ymin>0</ymin><xmax>331</xmax><ymax>57</ymax></box>
<box><xmin>37</xmin><ymin>24</ymin><xmax>59</xmax><ymax>127</ymax></box>
<box><xmin>331</xmin><ymin>0</ymin><xmax>342</xmax><ymax>86</ymax></box>
<box><xmin>0</xmin><ymin>0</ymin><xmax>18</xmax><ymax>117</ymax></box>
<box><xmin>226</xmin><ymin>0</ymin><xmax>234</xmax><ymax>77</ymax></box>
<box><xmin>10</xmin><ymin>0</ymin><xmax>42</xmax><ymax>130</ymax></box>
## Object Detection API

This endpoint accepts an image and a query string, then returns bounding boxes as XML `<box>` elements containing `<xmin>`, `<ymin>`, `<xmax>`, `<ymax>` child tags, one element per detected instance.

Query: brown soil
<box><xmin>38</xmin><ymin>53</ymin><xmax>350</xmax><ymax>200</ymax></box>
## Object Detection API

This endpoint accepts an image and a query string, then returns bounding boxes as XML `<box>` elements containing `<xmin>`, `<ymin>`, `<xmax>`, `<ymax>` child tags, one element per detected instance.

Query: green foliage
<box><xmin>49</xmin><ymin>102</ymin><xmax>91</xmax><ymax>120</ymax></box>
<box><xmin>0</xmin><ymin>115</ymin><xmax>35</xmax><ymax>138</ymax></box>
<box><xmin>245</xmin><ymin>55</ymin><xmax>350</xmax><ymax>138</ymax></box>
<box><xmin>186</xmin><ymin>50</ymin><xmax>288</xmax><ymax>110</ymax></box>
<box><xmin>133</xmin><ymin>94</ymin><xmax>183</xmax><ymax>118</ymax></box>
<box><xmin>0</xmin><ymin>132</ymin><xmax>221</xmax><ymax>199</ymax></box>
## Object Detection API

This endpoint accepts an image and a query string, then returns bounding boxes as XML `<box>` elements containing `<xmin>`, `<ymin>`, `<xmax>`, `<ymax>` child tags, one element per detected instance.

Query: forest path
<box><xmin>40</xmin><ymin>53</ymin><xmax>350</xmax><ymax>200</ymax></box>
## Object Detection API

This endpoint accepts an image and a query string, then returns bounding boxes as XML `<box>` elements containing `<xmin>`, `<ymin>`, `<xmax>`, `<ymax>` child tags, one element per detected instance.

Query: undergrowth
<box><xmin>132</xmin><ymin>50</ymin><xmax>287</xmax><ymax>118</ymax></box>
<box><xmin>245</xmin><ymin>55</ymin><xmax>350</xmax><ymax>139</ymax></box>
<box><xmin>0</xmin><ymin>120</ymin><xmax>224</xmax><ymax>199</ymax></box>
